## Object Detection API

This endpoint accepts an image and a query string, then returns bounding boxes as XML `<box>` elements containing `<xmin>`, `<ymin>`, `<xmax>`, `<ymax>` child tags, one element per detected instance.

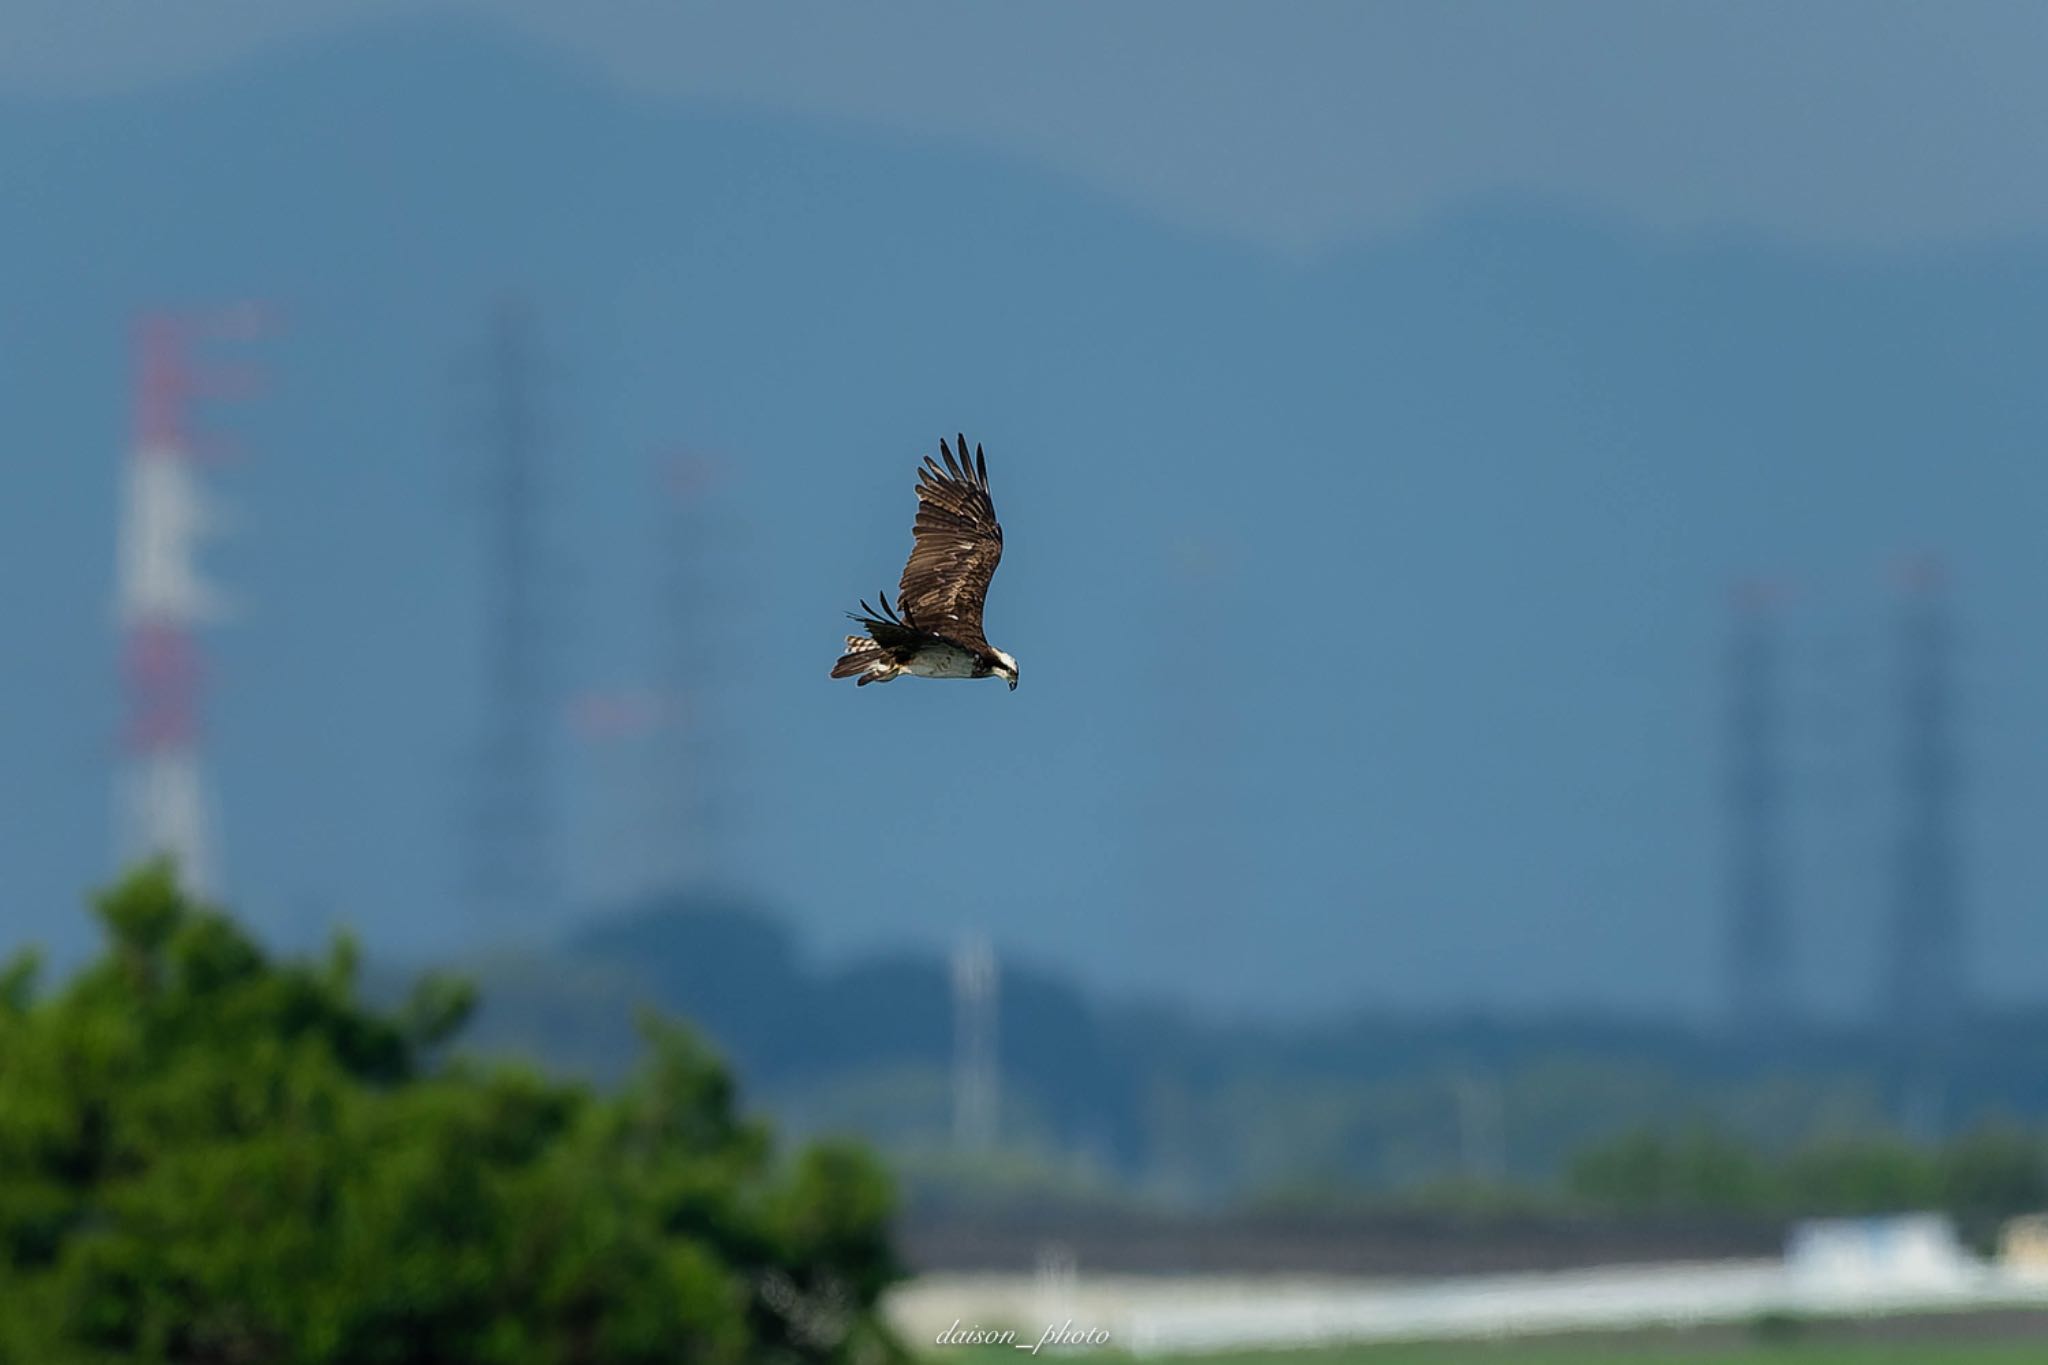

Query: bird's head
<box><xmin>992</xmin><ymin>649</ymin><xmax>1019</xmax><ymax>691</ymax></box>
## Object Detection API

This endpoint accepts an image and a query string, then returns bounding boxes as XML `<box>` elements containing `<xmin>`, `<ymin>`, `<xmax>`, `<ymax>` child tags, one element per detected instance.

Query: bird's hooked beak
<box><xmin>1008</xmin><ymin>674</ymin><xmax>1018</xmax><ymax>691</ymax></box>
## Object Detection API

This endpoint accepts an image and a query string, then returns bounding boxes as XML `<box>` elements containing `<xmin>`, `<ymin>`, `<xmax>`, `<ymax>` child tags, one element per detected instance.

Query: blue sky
<box><xmin>1</xmin><ymin>7</ymin><xmax>2045</xmax><ymax>1022</ymax></box>
<box><xmin>6</xmin><ymin>3</ymin><xmax>2048</xmax><ymax>250</ymax></box>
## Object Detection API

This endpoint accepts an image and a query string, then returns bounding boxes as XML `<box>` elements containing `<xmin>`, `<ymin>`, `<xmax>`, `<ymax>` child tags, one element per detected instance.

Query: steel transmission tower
<box><xmin>572</xmin><ymin>453</ymin><xmax>743</xmax><ymax>901</ymax></box>
<box><xmin>1143</xmin><ymin>536</ymin><xmax>1246</xmax><ymax>994</ymax></box>
<box><xmin>1724</xmin><ymin>581</ymin><xmax>1794</xmax><ymax>1031</ymax></box>
<box><xmin>1882</xmin><ymin>557</ymin><xmax>1967</xmax><ymax>1066</ymax></box>
<box><xmin>651</xmin><ymin>453</ymin><xmax>738</xmax><ymax>889</ymax></box>
<box><xmin>114</xmin><ymin>307</ymin><xmax>266</xmax><ymax>895</ymax></box>
<box><xmin>465</xmin><ymin>299</ymin><xmax>561</xmax><ymax>939</ymax></box>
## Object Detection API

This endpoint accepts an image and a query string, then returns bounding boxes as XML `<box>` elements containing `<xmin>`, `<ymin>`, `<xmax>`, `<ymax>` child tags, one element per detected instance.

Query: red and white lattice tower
<box><xmin>114</xmin><ymin>307</ymin><xmax>265</xmax><ymax>894</ymax></box>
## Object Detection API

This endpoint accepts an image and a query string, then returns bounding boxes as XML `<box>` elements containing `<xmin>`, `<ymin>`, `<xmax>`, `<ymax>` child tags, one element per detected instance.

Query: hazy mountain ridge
<box><xmin>5</xmin><ymin>19</ymin><xmax>2046</xmax><ymax>1020</ymax></box>
<box><xmin>451</xmin><ymin>890</ymin><xmax>2048</xmax><ymax>1203</ymax></box>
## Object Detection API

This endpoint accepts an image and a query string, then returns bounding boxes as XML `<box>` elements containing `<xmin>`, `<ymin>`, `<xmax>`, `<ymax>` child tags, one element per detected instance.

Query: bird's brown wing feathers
<box><xmin>848</xmin><ymin>591</ymin><xmax>930</xmax><ymax>656</ymax></box>
<box><xmin>896</xmin><ymin>434</ymin><xmax>1004</xmax><ymax>651</ymax></box>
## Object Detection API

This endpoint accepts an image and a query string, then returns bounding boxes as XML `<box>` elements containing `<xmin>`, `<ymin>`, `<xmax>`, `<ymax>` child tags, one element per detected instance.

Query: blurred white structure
<box><xmin>951</xmin><ymin>933</ymin><xmax>1000</xmax><ymax>1150</ymax></box>
<box><xmin>889</xmin><ymin>1212</ymin><xmax>2048</xmax><ymax>1356</ymax></box>
<box><xmin>1034</xmin><ymin>1241</ymin><xmax>1079</xmax><ymax>1327</ymax></box>
<box><xmin>1787</xmin><ymin>1213</ymin><xmax>1975</xmax><ymax>1290</ymax></box>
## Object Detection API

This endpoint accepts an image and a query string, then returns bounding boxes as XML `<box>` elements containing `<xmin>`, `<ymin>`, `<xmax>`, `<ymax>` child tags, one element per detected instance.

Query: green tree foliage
<box><xmin>0</xmin><ymin>863</ymin><xmax>904</xmax><ymax>1365</ymax></box>
<box><xmin>1779</xmin><ymin>1135</ymin><xmax>1940</xmax><ymax>1215</ymax></box>
<box><xmin>1567</xmin><ymin>1120</ymin><xmax>2048</xmax><ymax>1225</ymax></box>
<box><xmin>1564</xmin><ymin>1124</ymin><xmax>1777</xmax><ymax>1214</ymax></box>
<box><xmin>1936</xmin><ymin>1123</ymin><xmax>2048</xmax><ymax>1223</ymax></box>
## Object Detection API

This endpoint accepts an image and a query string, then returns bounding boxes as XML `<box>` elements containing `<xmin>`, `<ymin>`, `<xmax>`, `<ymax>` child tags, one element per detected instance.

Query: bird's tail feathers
<box><xmin>831</xmin><ymin>634</ymin><xmax>899</xmax><ymax>685</ymax></box>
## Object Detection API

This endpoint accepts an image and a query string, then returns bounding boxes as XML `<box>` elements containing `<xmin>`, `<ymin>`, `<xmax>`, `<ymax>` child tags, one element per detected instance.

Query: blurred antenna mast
<box><xmin>114</xmin><ymin>305</ymin><xmax>269</xmax><ymax>895</ymax></box>
<box><xmin>571</xmin><ymin>453</ymin><xmax>742</xmax><ymax>900</ymax></box>
<box><xmin>653</xmin><ymin>453</ymin><xmax>738</xmax><ymax>887</ymax></box>
<box><xmin>465</xmin><ymin>298</ymin><xmax>560</xmax><ymax>939</ymax></box>
<box><xmin>1883</xmin><ymin>556</ymin><xmax>1966</xmax><ymax>1128</ymax></box>
<box><xmin>1146</xmin><ymin>535</ymin><xmax>1246</xmax><ymax>986</ymax></box>
<box><xmin>1724</xmin><ymin>580</ymin><xmax>1795</xmax><ymax>1032</ymax></box>
<box><xmin>951</xmin><ymin>932</ymin><xmax>1000</xmax><ymax>1152</ymax></box>
<box><xmin>568</xmin><ymin>685</ymin><xmax>664</xmax><ymax>905</ymax></box>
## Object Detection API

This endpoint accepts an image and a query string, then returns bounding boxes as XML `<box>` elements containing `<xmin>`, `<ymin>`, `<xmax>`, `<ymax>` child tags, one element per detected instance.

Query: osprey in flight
<box><xmin>832</xmin><ymin>434</ymin><xmax>1018</xmax><ymax>690</ymax></box>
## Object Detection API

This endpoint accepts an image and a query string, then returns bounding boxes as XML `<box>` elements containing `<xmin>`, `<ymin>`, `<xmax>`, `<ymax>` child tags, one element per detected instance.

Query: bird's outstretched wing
<box><xmin>896</xmin><ymin>434</ymin><xmax>1004</xmax><ymax>650</ymax></box>
<box><xmin>848</xmin><ymin>590</ymin><xmax>933</xmax><ymax>654</ymax></box>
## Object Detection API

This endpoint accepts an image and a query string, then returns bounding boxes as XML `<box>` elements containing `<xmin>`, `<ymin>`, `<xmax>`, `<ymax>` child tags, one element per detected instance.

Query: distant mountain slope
<box><xmin>5</xmin><ymin>20</ymin><xmax>2047</xmax><ymax>1021</ymax></box>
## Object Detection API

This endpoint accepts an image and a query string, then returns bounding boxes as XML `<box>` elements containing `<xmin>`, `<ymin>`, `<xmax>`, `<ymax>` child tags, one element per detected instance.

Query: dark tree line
<box><xmin>458</xmin><ymin>892</ymin><xmax>2048</xmax><ymax>1209</ymax></box>
<box><xmin>1568</xmin><ymin>1122</ymin><xmax>2048</xmax><ymax>1237</ymax></box>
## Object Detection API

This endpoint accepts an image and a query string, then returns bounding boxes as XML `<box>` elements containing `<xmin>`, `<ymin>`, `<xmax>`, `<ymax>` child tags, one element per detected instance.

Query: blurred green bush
<box><xmin>0</xmin><ymin>862</ymin><xmax>904</xmax><ymax>1365</ymax></box>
